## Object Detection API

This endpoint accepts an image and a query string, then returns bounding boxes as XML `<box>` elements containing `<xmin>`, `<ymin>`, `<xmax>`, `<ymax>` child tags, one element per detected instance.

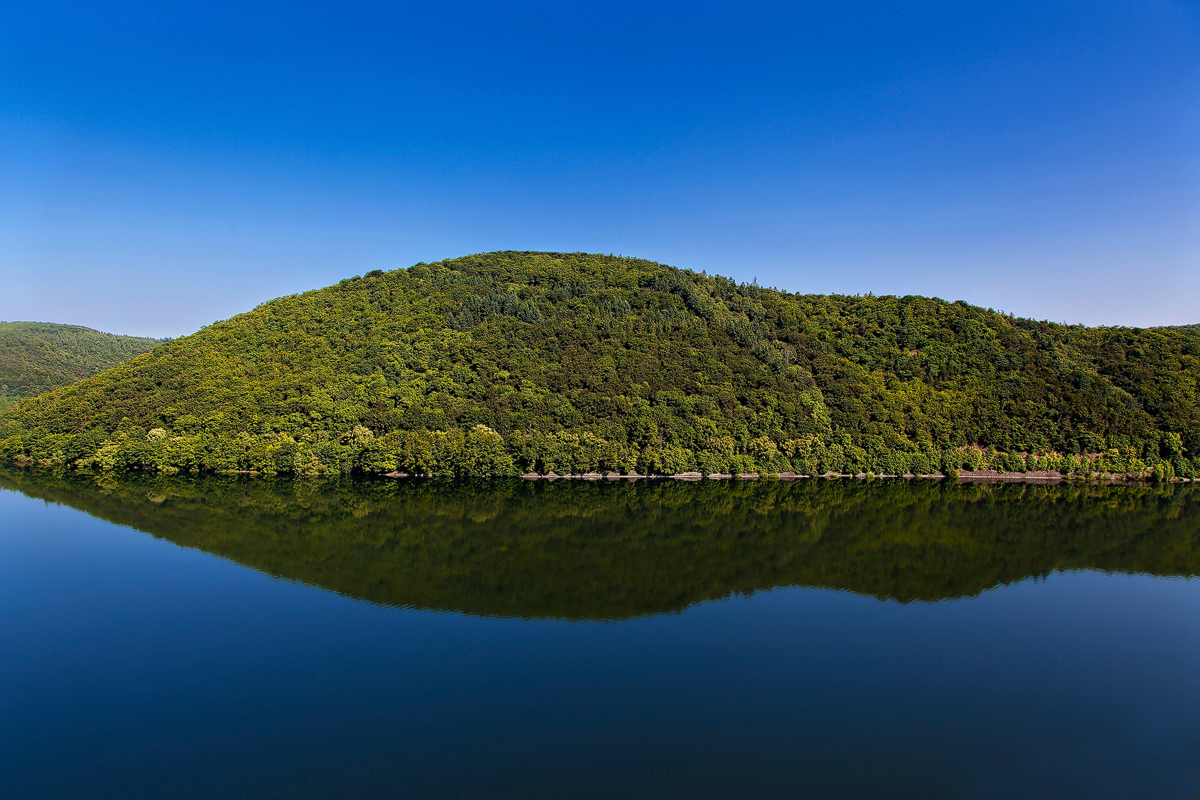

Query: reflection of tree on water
<box><xmin>3</xmin><ymin>466</ymin><xmax>1198</xmax><ymax>620</ymax></box>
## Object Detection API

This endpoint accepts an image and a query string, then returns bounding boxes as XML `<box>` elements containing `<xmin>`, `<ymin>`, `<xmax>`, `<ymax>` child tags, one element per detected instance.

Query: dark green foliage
<box><xmin>1</xmin><ymin>252</ymin><xmax>1197</xmax><ymax>476</ymax></box>
<box><xmin>0</xmin><ymin>322</ymin><xmax>163</xmax><ymax>410</ymax></box>
<box><xmin>2</xmin><ymin>466</ymin><xmax>1197</xmax><ymax>619</ymax></box>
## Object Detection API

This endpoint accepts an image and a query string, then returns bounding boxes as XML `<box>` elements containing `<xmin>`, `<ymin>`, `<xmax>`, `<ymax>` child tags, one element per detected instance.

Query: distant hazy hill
<box><xmin>1</xmin><ymin>252</ymin><xmax>1197</xmax><ymax>477</ymax></box>
<box><xmin>0</xmin><ymin>322</ymin><xmax>163</xmax><ymax>411</ymax></box>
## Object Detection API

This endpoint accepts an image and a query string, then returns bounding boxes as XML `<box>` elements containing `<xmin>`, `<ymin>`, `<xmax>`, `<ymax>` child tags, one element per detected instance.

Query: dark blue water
<box><xmin>2</xmin><ymin>472</ymin><xmax>1199</xmax><ymax>799</ymax></box>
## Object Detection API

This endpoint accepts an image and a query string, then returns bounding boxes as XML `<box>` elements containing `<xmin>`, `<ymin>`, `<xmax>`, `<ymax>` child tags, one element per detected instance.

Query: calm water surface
<box><xmin>2</xmin><ymin>468</ymin><xmax>1199</xmax><ymax>799</ymax></box>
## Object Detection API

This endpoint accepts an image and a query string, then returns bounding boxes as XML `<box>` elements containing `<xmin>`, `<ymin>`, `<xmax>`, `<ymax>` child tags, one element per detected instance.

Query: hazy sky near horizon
<box><xmin>2</xmin><ymin>1</ymin><xmax>1198</xmax><ymax>337</ymax></box>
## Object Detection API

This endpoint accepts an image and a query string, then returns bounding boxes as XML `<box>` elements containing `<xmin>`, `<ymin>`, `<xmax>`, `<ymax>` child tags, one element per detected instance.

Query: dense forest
<box><xmin>2</xmin><ymin>467</ymin><xmax>1196</xmax><ymax>618</ymax></box>
<box><xmin>1</xmin><ymin>252</ymin><xmax>1197</xmax><ymax>478</ymax></box>
<box><xmin>0</xmin><ymin>321</ymin><xmax>162</xmax><ymax>411</ymax></box>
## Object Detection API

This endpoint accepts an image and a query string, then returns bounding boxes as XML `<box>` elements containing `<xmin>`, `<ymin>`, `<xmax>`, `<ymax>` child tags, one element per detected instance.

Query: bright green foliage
<box><xmin>0</xmin><ymin>322</ymin><xmax>162</xmax><ymax>411</ymax></box>
<box><xmin>2</xmin><ymin>466</ymin><xmax>1198</xmax><ymax>619</ymax></box>
<box><xmin>1</xmin><ymin>252</ymin><xmax>1198</xmax><ymax>476</ymax></box>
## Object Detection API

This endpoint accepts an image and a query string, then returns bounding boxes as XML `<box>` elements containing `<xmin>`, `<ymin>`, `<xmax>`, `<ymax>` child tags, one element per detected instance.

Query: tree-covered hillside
<box><xmin>0</xmin><ymin>322</ymin><xmax>163</xmax><ymax>411</ymax></box>
<box><xmin>1</xmin><ymin>252</ymin><xmax>1197</xmax><ymax>477</ymax></box>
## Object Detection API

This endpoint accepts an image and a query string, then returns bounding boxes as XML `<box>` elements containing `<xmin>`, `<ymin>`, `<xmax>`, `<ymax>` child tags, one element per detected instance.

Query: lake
<box><xmin>2</xmin><ymin>468</ymin><xmax>1199</xmax><ymax>799</ymax></box>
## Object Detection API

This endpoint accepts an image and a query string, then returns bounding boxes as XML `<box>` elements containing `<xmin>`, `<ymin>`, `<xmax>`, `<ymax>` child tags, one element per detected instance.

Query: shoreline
<box><xmin>389</xmin><ymin>468</ymin><xmax>1185</xmax><ymax>485</ymax></box>
<box><xmin>8</xmin><ymin>457</ymin><xmax>1192</xmax><ymax>484</ymax></box>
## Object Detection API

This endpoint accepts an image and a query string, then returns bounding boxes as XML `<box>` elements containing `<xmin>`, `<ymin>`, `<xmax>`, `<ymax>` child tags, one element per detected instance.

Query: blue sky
<box><xmin>2</xmin><ymin>0</ymin><xmax>1197</xmax><ymax>337</ymax></box>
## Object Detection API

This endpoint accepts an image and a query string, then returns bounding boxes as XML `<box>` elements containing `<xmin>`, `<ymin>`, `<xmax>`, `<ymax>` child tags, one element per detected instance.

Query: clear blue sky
<box><xmin>2</xmin><ymin>0</ymin><xmax>1197</xmax><ymax>337</ymax></box>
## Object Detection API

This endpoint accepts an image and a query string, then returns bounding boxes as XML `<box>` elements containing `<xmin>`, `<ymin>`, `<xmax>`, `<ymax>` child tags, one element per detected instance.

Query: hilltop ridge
<box><xmin>2</xmin><ymin>251</ymin><xmax>1197</xmax><ymax>478</ymax></box>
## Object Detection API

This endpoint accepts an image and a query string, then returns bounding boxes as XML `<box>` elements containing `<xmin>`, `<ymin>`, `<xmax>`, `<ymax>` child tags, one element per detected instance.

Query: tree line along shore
<box><xmin>5</xmin><ymin>424</ymin><xmax>1192</xmax><ymax>483</ymax></box>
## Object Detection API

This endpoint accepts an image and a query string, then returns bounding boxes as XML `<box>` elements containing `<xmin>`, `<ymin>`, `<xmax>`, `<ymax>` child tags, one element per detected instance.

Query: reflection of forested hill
<box><xmin>3</xmin><ymin>467</ymin><xmax>1198</xmax><ymax>620</ymax></box>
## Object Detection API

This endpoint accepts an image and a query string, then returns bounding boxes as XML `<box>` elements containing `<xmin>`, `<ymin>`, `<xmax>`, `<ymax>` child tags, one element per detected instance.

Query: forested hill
<box><xmin>0</xmin><ymin>322</ymin><xmax>163</xmax><ymax>411</ymax></box>
<box><xmin>1</xmin><ymin>251</ymin><xmax>1198</xmax><ymax>477</ymax></box>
